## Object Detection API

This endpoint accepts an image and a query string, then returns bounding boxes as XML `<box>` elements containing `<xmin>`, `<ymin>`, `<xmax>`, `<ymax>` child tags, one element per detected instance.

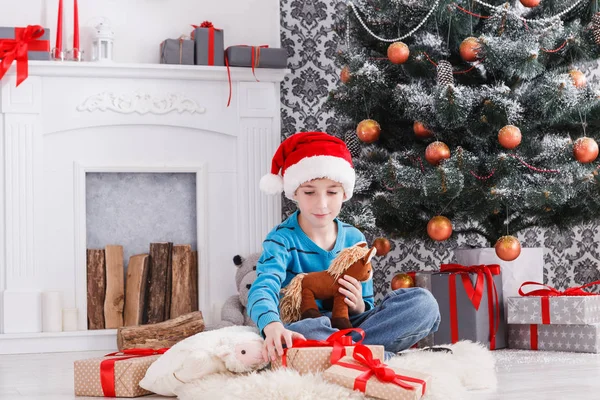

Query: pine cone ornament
<box><xmin>344</xmin><ymin>130</ymin><xmax>362</xmax><ymax>157</ymax></box>
<box><xmin>437</xmin><ymin>60</ymin><xmax>454</xmax><ymax>86</ymax></box>
<box><xmin>593</xmin><ymin>12</ymin><xmax>600</xmax><ymax>45</ymax></box>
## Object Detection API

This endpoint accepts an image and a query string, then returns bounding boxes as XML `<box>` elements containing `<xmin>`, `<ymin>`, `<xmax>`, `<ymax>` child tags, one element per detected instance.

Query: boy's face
<box><xmin>294</xmin><ymin>178</ymin><xmax>346</xmax><ymax>228</ymax></box>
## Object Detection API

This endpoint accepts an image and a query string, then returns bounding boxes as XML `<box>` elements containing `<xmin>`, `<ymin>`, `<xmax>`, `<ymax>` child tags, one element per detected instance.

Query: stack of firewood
<box><xmin>86</xmin><ymin>243</ymin><xmax>199</xmax><ymax>330</ymax></box>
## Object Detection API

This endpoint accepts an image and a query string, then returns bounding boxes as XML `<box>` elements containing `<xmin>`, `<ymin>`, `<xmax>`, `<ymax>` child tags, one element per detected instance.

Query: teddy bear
<box><xmin>139</xmin><ymin>325</ymin><xmax>268</xmax><ymax>397</ymax></box>
<box><xmin>215</xmin><ymin>253</ymin><xmax>260</xmax><ymax>328</ymax></box>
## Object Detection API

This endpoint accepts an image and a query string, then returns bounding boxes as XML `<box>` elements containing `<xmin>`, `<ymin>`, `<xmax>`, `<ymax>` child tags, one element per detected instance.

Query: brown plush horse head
<box><xmin>279</xmin><ymin>242</ymin><xmax>377</xmax><ymax>330</ymax></box>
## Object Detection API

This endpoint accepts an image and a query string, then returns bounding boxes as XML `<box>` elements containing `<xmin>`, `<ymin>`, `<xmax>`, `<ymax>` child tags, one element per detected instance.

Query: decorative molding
<box><xmin>76</xmin><ymin>92</ymin><xmax>206</xmax><ymax>115</ymax></box>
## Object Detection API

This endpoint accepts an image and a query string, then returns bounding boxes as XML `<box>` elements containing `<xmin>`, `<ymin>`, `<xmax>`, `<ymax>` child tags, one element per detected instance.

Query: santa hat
<box><xmin>260</xmin><ymin>131</ymin><xmax>355</xmax><ymax>201</ymax></box>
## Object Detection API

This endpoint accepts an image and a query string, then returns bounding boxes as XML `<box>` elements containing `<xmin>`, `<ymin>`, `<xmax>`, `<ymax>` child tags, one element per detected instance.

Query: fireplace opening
<box><xmin>85</xmin><ymin>172</ymin><xmax>198</xmax><ymax>329</ymax></box>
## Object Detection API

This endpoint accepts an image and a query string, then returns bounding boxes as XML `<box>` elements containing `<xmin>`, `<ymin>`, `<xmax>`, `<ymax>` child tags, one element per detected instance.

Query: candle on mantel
<box><xmin>55</xmin><ymin>0</ymin><xmax>63</xmax><ymax>58</ymax></box>
<box><xmin>63</xmin><ymin>308</ymin><xmax>78</xmax><ymax>331</ymax></box>
<box><xmin>73</xmin><ymin>0</ymin><xmax>79</xmax><ymax>60</ymax></box>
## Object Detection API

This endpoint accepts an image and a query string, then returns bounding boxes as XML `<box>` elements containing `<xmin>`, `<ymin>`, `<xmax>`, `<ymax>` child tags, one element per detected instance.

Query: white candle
<box><xmin>42</xmin><ymin>291</ymin><xmax>62</xmax><ymax>332</ymax></box>
<box><xmin>62</xmin><ymin>308</ymin><xmax>78</xmax><ymax>331</ymax></box>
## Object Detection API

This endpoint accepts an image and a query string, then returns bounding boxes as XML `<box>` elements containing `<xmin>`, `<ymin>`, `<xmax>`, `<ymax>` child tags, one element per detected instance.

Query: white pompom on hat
<box><xmin>259</xmin><ymin>131</ymin><xmax>356</xmax><ymax>201</ymax></box>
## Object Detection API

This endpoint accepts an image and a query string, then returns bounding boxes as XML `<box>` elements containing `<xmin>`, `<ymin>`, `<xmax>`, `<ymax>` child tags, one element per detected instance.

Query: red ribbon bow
<box><xmin>335</xmin><ymin>344</ymin><xmax>427</xmax><ymax>395</ymax></box>
<box><xmin>0</xmin><ymin>25</ymin><xmax>49</xmax><ymax>87</ymax></box>
<box><xmin>439</xmin><ymin>263</ymin><xmax>501</xmax><ymax>349</ymax></box>
<box><xmin>518</xmin><ymin>280</ymin><xmax>600</xmax><ymax>324</ymax></box>
<box><xmin>282</xmin><ymin>328</ymin><xmax>364</xmax><ymax>367</ymax></box>
<box><xmin>100</xmin><ymin>348</ymin><xmax>169</xmax><ymax>397</ymax></box>
<box><xmin>225</xmin><ymin>44</ymin><xmax>270</xmax><ymax>107</ymax></box>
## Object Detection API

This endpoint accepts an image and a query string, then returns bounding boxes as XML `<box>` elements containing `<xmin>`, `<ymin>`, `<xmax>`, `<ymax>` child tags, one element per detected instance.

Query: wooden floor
<box><xmin>0</xmin><ymin>349</ymin><xmax>598</xmax><ymax>399</ymax></box>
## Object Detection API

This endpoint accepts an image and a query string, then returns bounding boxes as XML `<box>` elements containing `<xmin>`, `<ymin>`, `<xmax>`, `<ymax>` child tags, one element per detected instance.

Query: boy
<box><xmin>248</xmin><ymin>131</ymin><xmax>440</xmax><ymax>362</ymax></box>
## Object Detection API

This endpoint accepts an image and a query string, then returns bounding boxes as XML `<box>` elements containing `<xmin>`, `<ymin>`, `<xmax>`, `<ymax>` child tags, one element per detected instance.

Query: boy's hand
<box><xmin>262</xmin><ymin>321</ymin><xmax>306</xmax><ymax>362</ymax></box>
<box><xmin>338</xmin><ymin>274</ymin><xmax>365</xmax><ymax>315</ymax></box>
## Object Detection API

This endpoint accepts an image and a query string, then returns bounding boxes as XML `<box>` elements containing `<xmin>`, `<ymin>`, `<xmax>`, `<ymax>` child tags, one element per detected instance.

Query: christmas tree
<box><xmin>328</xmin><ymin>0</ymin><xmax>600</xmax><ymax>260</ymax></box>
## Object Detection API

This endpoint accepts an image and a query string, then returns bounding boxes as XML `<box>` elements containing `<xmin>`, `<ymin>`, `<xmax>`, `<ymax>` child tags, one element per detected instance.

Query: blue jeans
<box><xmin>285</xmin><ymin>288</ymin><xmax>440</xmax><ymax>359</ymax></box>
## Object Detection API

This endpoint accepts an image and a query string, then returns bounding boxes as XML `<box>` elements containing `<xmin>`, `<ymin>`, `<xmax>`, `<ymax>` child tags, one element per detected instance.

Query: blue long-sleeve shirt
<box><xmin>247</xmin><ymin>210</ymin><xmax>374</xmax><ymax>334</ymax></box>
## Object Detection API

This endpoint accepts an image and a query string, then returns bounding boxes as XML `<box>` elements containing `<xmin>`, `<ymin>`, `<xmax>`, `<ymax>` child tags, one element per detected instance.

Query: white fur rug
<box><xmin>175</xmin><ymin>341</ymin><xmax>496</xmax><ymax>400</ymax></box>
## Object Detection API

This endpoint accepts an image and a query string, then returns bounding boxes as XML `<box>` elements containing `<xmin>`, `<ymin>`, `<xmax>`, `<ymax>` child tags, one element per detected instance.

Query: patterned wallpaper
<box><xmin>279</xmin><ymin>0</ymin><xmax>600</xmax><ymax>302</ymax></box>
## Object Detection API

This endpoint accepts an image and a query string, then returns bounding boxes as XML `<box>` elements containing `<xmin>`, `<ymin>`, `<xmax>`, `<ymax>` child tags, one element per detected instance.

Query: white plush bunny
<box><xmin>139</xmin><ymin>325</ymin><xmax>267</xmax><ymax>397</ymax></box>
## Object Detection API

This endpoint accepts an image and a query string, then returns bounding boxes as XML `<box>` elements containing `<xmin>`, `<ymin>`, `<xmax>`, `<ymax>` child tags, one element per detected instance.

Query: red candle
<box><xmin>73</xmin><ymin>0</ymin><xmax>79</xmax><ymax>59</ymax></box>
<box><xmin>55</xmin><ymin>0</ymin><xmax>63</xmax><ymax>58</ymax></box>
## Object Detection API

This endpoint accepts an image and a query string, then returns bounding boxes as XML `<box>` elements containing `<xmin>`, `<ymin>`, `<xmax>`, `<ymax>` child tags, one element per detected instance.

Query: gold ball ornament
<box><xmin>340</xmin><ymin>66</ymin><xmax>351</xmax><ymax>83</ymax></box>
<box><xmin>427</xmin><ymin>216</ymin><xmax>453</xmax><ymax>241</ymax></box>
<box><xmin>425</xmin><ymin>141</ymin><xmax>451</xmax><ymax>165</ymax></box>
<box><xmin>573</xmin><ymin>137</ymin><xmax>599</xmax><ymax>164</ymax></box>
<box><xmin>498</xmin><ymin>125</ymin><xmax>522</xmax><ymax>149</ymax></box>
<box><xmin>414</xmin><ymin>121</ymin><xmax>433</xmax><ymax>138</ymax></box>
<box><xmin>356</xmin><ymin>119</ymin><xmax>381</xmax><ymax>143</ymax></box>
<box><xmin>391</xmin><ymin>273</ymin><xmax>415</xmax><ymax>290</ymax></box>
<box><xmin>459</xmin><ymin>37</ymin><xmax>481</xmax><ymax>62</ymax></box>
<box><xmin>387</xmin><ymin>42</ymin><xmax>410</xmax><ymax>64</ymax></box>
<box><xmin>520</xmin><ymin>0</ymin><xmax>541</xmax><ymax>7</ymax></box>
<box><xmin>373</xmin><ymin>237</ymin><xmax>391</xmax><ymax>257</ymax></box>
<box><xmin>569</xmin><ymin>70</ymin><xmax>587</xmax><ymax>89</ymax></box>
<box><xmin>495</xmin><ymin>235</ymin><xmax>522</xmax><ymax>261</ymax></box>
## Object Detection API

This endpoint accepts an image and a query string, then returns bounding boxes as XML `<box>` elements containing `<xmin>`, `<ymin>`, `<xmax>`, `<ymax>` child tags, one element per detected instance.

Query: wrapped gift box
<box><xmin>225</xmin><ymin>46</ymin><xmax>287</xmax><ymax>69</ymax></box>
<box><xmin>160</xmin><ymin>38</ymin><xmax>194</xmax><ymax>65</ymax></box>
<box><xmin>193</xmin><ymin>26</ymin><xmax>224</xmax><ymax>66</ymax></box>
<box><xmin>508</xmin><ymin>324</ymin><xmax>600</xmax><ymax>353</ymax></box>
<box><xmin>323</xmin><ymin>352</ymin><xmax>430</xmax><ymax>400</ymax></box>
<box><xmin>271</xmin><ymin>344</ymin><xmax>385</xmax><ymax>375</ymax></box>
<box><xmin>74</xmin><ymin>353</ymin><xmax>162</xmax><ymax>397</ymax></box>
<box><xmin>507</xmin><ymin>295</ymin><xmax>600</xmax><ymax>325</ymax></box>
<box><xmin>0</xmin><ymin>26</ymin><xmax>51</xmax><ymax>60</ymax></box>
<box><xmin>419</xmin><ymin>265</ymin><xmax>507</xmax><ymax>349</ymax></box>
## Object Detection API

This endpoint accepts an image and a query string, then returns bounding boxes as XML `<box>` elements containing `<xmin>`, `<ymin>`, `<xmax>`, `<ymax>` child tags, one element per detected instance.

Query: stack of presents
<box><xmin>72</xmin><ymin>251</ymin><xmax>600</xmax><ymax>399</ymax></box>
<box><xmin>159</xmin><ymin>21</ymin><xmax>287</xmax><ymax>69</ymax></box>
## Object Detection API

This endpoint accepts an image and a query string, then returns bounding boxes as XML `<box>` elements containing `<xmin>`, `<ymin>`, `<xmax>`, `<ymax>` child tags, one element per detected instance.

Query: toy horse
<box><xmin>279</xmin><ymin>242</ymin><xmax>377</xmax><ymax>330</ymax></box>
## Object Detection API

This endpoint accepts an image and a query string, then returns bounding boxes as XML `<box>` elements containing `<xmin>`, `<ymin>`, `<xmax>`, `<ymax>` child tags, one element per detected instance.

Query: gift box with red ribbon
<box><xmin>507</xmin><ymin>281</ymin><xmax>600</xmax><ymax>325</ymax></box>
<box><xmin>192</xmin><ymin>21</ymin><xmax>224</xmax><ymax>66</ymax></box>
<box><xmin>0</xmin><ymin>25</ymin><xmax>51</xmax><ymax>86</ymax></box>
<box><xmin>271</xmin><ymin>328</ymin><xmax>385</xmax><ymax>375</ymax></box>
<box><xmin>428</xmin><ymin>264</ymin><xmax>507</xmax><ymax>349</ymax></box>
<box><xmin>508</xmin><ymin>323</ymin><xmax>600</xmax><ymax>353</ymax></box>
<box><xmin>323</xmin><ymin>344</ymin><xmax>430</xmax><ymax>400</ymax></box>
<box><xmin>74</xmin><ymin>348</ymin><xmax>167</xmax><ymax>397</ymax></box>
<box><xmin>225</xmin><ymin>45</ymin><xmax>287</xmax><ymax>69</ymax></box>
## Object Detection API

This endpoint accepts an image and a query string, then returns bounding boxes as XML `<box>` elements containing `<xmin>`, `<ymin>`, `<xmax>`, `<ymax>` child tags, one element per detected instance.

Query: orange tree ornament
<box><xmin>427</xmin><ymin>216</ymin><xmax>453</xmax><ymax>241</ymax></box>
<box><xmin>498</xmin><ymin>125</ymin><xmax>522</xmax><ymax>149</ymax></box>
<box><xmin>387</xmin><ymin>41</ymin><xmax>410</xmax><ymax>64</ymax></box>
<box><xmin>495</xmin><ymin>235</ymin><xmax>521</xmax><ymax>261</ymax></box>
<box><xmin>356</xmin><ymin>119</ymin><xmax>381</xmax><ymax>143</ymax></box>
<box><xmin>391</xmin><ymin>273</ymin><xmax>415</xmax><ymax>290</ymax></box>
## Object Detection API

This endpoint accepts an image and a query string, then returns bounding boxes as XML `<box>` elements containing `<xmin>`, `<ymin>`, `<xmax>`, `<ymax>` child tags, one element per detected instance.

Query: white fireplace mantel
<box><xmin>0</xmin><ymin>61</ymin><xmax>286</xmax><ymax>354</ymax></box>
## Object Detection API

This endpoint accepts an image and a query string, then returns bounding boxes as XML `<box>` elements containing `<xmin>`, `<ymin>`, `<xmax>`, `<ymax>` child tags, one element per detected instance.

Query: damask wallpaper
<box><xmin>279</xmin><ymin>0</ymin><xmax>600</xmax><ymax>302</ymax></box>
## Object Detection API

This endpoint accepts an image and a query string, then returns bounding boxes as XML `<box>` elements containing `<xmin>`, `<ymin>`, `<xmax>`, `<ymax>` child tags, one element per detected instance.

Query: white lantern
<box><xmin>92</xmin><ymin>21</ymin><xmax>114</xmax><ymax>62</ymax></box>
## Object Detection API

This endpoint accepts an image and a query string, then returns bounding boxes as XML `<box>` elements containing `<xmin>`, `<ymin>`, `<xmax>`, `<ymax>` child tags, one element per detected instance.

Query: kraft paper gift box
<box><xmin>323</xmin><ymin>346</ymin><xmax>431</xmax><ymax>400</ymax></box>
<box><xmin>508</xmin><ymin>323</ymin><xmax>600</xmax><ymax>353</ymax></box>
<box><xmin>225</xmin><ymin>46</ymin><xmax>287</xmax><ymax>69</ymax></box>
<box><xmin>429</xmin><ymin>264</ymin><xmax>507</xmax><ymax>349</ymax></box>
<box><xmin>0</xmin><ymin>26</ymin><xmax>51</xmax><ymax>60</ymax></box>
<box><xmin>507</xmin><ymin>281</ymin><xmax>600</xmax><ymax>325</ymax></box>
<box><xmin>193</xmin><ymin>25</ymin><xmax>224</xmax><ymax>66</ymax></box>
<box><xmin>160</xmin><ymin>38</ymin><xmax>194</xmax><ymax>65</ymax></box>
<box><xmin>271</xmin><ymin>344</ymin><xmax>385</xmax><ymax>375</ymax></box>
<box><xmin>74</xmin><ymin>351</ymin><xmax>164</xmax><ymax>397</ymax></box>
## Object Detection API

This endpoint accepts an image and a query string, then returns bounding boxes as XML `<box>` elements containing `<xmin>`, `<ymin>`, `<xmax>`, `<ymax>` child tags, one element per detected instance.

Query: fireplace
<box><xmin>0</xmin><ymin>62</ymin><xmax>286</xmax><ymax>354</ymax></box>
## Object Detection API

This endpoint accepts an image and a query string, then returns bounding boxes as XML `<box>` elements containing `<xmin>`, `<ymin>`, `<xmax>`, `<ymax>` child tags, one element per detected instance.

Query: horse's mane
<box><xmin>327</xmin><ymin>244</ymin><xmax>370</xmax><ymax>281</ymax></box>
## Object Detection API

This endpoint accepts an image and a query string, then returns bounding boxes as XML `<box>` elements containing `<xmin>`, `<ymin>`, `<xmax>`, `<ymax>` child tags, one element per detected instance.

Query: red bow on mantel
<box><xmin>282</xmin><ymin>327</ymin><xmax>364</xmax><ymax>367</ymax></box>
<box><xmin>100</xmin><ymin>348</ymin><xmax>169</xmax><ymax>397</ymax></box>
<box><xmin>0</xmin><ymin>25</ymin><xmax>49</xmax><ymax>86</ymax></box>
<box><xmin>439</xmin><ymin>263</ymin><xmax>501</xmax><ymax>349</ymax></box>
<box><xmin>518</xmin><ymin>280</ymin><xmax>600</xmax><ymax>325</ymax></box>
<box><xmin>335</xmin><ymin>344</ymin><xmax>427</xmax><ymax>395</ymax></box>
